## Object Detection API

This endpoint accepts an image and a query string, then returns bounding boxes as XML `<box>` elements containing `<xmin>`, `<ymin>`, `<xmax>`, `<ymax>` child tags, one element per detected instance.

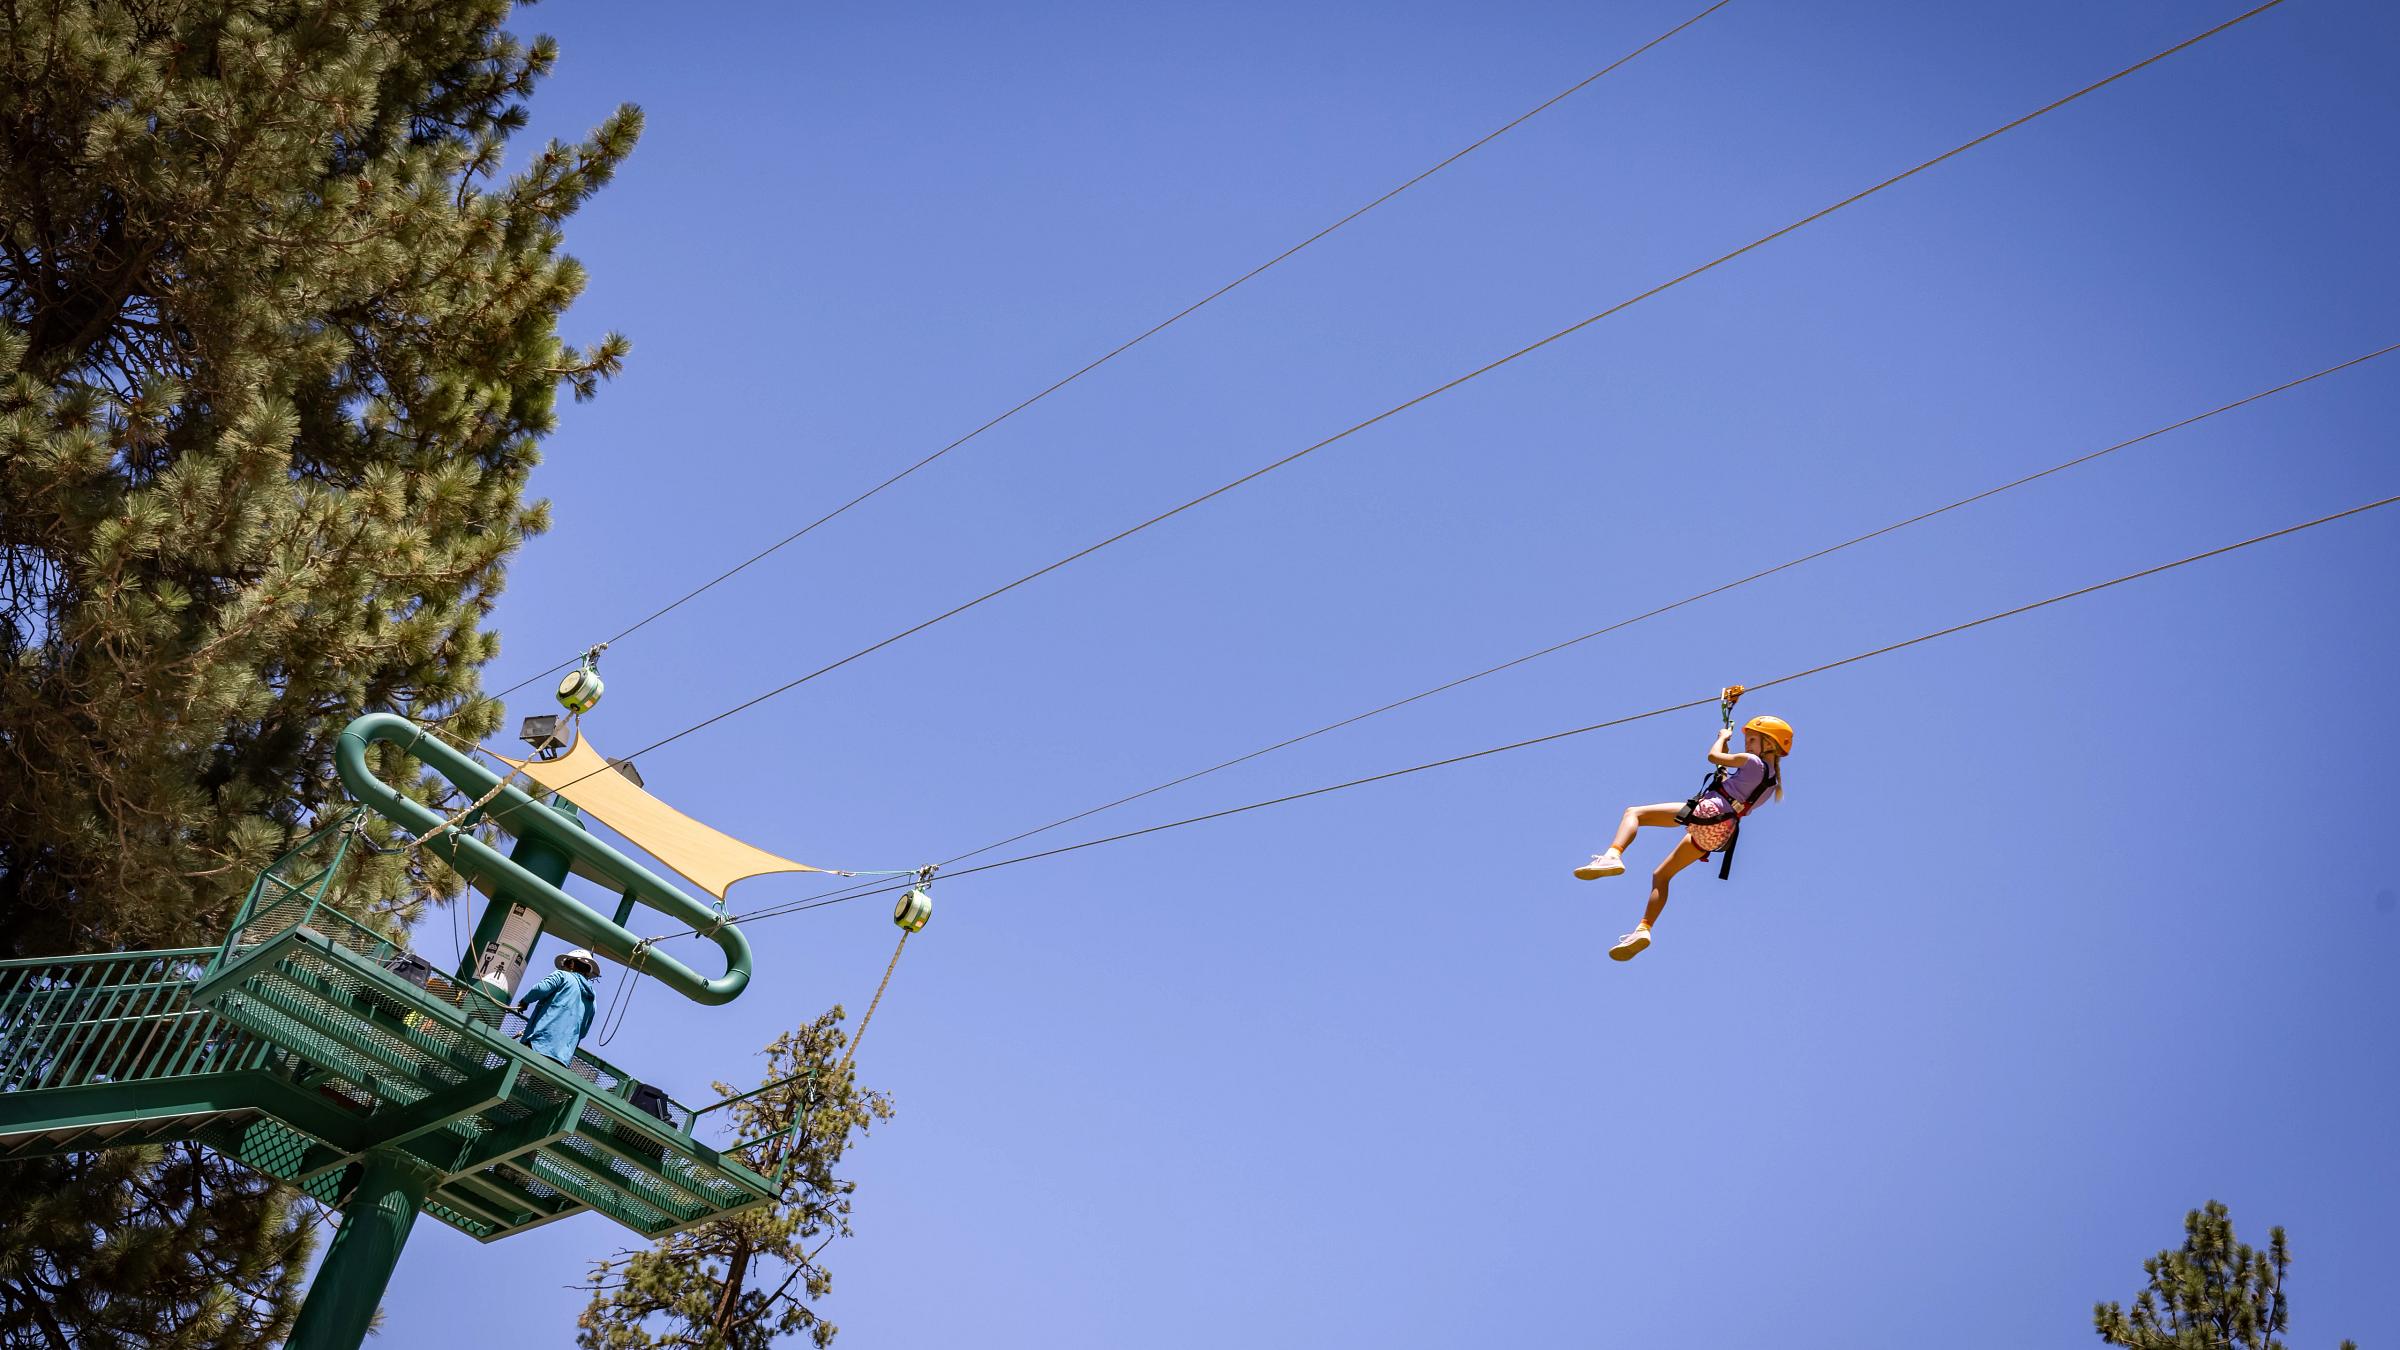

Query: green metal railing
<box><xmin>212</xmin><ymin>816</ymin><xmax>386</xmax><ymax>972</ymax></box>
<box><xmin>209</xmin><ymin>823</ymin><xmax>703</xmax><ymax>1132</ymax></box>
<box><xmin>685</xmin><ymin>1067</ymin><xmax>819</xmax><ymax>1186</ymax></box>
<box><xmin>0</xmin><ymin>948</ymin><xmax>355</xmax><ymax>1213</ymax></box>
<box><xmin>0</xmin><ymin>949</ymin><xmax>271</xmax><ymax>1094</ymax></box>
<box><xmin>0</xmin><ymin>704</ymin><xmax>813</xmax><ymax>1350</ymax></box>
<box><xmin>3</xmin><ymin>937</ymin><xmax>763</xmax><ymax>1165</ymax></box>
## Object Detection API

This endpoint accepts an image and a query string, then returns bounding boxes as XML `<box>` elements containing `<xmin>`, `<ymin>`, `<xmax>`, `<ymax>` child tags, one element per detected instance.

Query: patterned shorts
<box><xmin>1685</xmin><ymin>795</ymin><xmax>1739</xmax><ymax>854</ymax></box>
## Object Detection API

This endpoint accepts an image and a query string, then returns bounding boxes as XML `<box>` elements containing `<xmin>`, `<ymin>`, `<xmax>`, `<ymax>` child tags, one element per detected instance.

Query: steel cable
<box><xmin>925</xmin><ymin>339</ymin><xmax>2400</xmax><ymax>869</ymax></box>
<box><xmin>477</xmin><ymin>0</ymin><xmax>1736</xmax><ymax>707</ymax></box>
<box><xmin>432</xmin><ymin>0</ymin><xmax>2296</xmax><ymax>915</ymax></box>
<box><xmin>683</xmin><ymin>485</ymin><xmax>2399</xmax><ymax>935</ymax></box>
<box><xmin>479</xmin><ymin>0</ymin><xmax>2291</xmax><ymax>816</ymax></box>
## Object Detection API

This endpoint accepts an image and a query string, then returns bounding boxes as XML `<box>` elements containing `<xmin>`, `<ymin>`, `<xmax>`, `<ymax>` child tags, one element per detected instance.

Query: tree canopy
<box><xmin>0</xmin><ymin>1</ymin><xmax>632</xmax><ymax>1341</ymax></box>
<box><xmin>2094</xmin><ymin>1200</ymin><xmax>2356</xmax><ymax>1350</ymax></box>
<box><xmin>0</xmin><ymin>0</ymin><xmax>632</xmax><ymax>957</ymax></box>
<box><xmin>579</xmin><ymin>1008</ymin><xmax>898</xmax><ymax>1350</ymax></box>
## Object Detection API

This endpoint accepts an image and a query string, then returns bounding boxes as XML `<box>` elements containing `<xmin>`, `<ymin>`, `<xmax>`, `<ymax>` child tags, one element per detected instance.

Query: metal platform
<box><xmin>0</xmin><ymin>715</ymin><xmax>823</xmax><ymax>1350</ymax></box>
<box><xmin>1</xmin><ymin>922</ymin><xmax>780</xmax><ymax>1244</ymax></box>
<box><xmin>0</xmin><ymin>948</ymin><xmax>346</xmax><ymax>1212</ymax></box>
<box><xmin>197</xmin><ymin>922</ymin><xmax>778</xmax><ymax>1239</ymax></box>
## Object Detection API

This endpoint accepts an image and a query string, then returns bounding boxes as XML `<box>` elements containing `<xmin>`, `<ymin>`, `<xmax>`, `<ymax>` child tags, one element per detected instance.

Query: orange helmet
<box><xmin>1742</xmin><ymin>715</ymin><xmax>1794</xmax><ymax>756</ymax></box>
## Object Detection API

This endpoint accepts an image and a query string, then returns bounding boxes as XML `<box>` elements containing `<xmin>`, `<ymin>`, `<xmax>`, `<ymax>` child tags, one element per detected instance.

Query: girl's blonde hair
<box><xmin>1758</xmin><ymin>744</ymin><xmax>1786</xmax><ymax>802</ymax></box>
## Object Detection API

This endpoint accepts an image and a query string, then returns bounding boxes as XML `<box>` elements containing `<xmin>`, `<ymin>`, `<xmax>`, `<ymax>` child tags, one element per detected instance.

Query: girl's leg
<box><xmin>1577</xmin><ymin>804</ymin><xmax>1685</xmax><ymax>880</ymax></box>
<box><xmin>1609</xmin><ymin>835</ymin><xmax>1710</xmax><ymax>959</ymax></box>
<box><xmin>1636</xmin><ymin>837</ymin><xmax>1710</xmax><ymax>931</ymax></box>
<box><xmin>1607</xmin><ymin>804</ymin><xmax>1686</xmax><ymax>857</ymax></box>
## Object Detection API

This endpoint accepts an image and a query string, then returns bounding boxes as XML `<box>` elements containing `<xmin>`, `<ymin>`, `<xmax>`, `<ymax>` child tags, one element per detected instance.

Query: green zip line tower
<box><xmin>0</xmin><ymin>713</ymin><xmax>795</xmax><ymax>1350</ymax></box>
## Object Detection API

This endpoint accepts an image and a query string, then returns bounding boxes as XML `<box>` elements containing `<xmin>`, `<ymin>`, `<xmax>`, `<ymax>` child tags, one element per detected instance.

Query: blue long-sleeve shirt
<box><xmin>515</xmin><ymin>969</ymin><xmax>596</xmax><ymax>1065</ymax></box>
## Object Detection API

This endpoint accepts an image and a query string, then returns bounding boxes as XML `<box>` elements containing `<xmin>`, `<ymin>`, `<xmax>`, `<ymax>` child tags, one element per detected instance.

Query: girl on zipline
<box><xmin>1574</xmin><ymin>688</ymin><xmax>1792</xmax><ymax>962</ymax></box>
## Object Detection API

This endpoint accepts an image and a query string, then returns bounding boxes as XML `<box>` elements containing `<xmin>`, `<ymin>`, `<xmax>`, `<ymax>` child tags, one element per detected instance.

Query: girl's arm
<box><xmin>1705</xmin><ymin>727</ymin><xmax>1745</xmax><ymax>767</ymax></box>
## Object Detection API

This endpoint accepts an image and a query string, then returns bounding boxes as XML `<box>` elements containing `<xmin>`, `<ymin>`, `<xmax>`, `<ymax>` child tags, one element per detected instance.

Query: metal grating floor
<box><xmin>188</xmin><ymin>928</ymin><xmax>776</xmax><ymax>1241</ymax></box>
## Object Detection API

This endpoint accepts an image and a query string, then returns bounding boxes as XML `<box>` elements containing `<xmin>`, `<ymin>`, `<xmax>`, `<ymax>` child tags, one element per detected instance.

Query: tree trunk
<box><xmin>707</xmin><ymin>1230</ymin><xmax>754</xmax><ymax>1346</ymax></box>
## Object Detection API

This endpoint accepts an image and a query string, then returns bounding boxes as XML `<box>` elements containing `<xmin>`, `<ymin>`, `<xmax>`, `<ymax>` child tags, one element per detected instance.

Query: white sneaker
<box><xmin>1608</xmin><ymin>929</ymin><xmax>1652</xmax><ymax>962</ymax></box>
<box><xmin>1573</xmin><ymin>853</ymin><xmax>1626</xmax><ymax>881</ymax></box>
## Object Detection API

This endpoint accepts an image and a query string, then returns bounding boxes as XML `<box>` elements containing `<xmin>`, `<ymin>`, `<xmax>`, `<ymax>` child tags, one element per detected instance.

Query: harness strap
<box><xmin>1685</xmin><ymin>761</ymin><xmax>1776</xmax><ymax>879</ymax></box>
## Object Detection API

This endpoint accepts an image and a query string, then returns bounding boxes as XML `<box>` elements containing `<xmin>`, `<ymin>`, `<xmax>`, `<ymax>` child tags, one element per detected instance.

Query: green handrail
<box><xmin>686</xmin><ymin>1067</ymin><xmax>813</xmax><ymax>1124</ymax></box>
<box><xmin>0</xmin><ymin>950</ymin><xmax>272</xmax><ymax>1093</ymax></box>
<box><xmin>687</xmin><ymin>1066</ymin><xmax>819</xmax><ymax>1186</ymax></box>
<box><xmin>333</xmin><ymin>713</ymin><xmax>753</xmax><ymax>1006</ymax></box>
<box><xmin>0</xmin><ymin>947</ymin><xmax>223</xmax><ymax>971</ymax></box>
<box><xmin>212</xmin><ymin>813</ymin><xmax>364</xmax><ymax>971</ymax></box>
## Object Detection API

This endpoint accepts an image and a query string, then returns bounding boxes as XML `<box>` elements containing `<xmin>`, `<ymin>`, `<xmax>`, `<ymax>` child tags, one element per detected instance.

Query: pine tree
<box><xmin>577</xmin><ymin>1008</ymin><xmax>898</xmax><ymax>1350</ymax></box>
<box><xmin>0</xmin><ymin>1144</ymin><xmax>317</xmax><ymax>1348</ymax></box>
<box><xmin>0</xmin><ymin>1</ymin><xmax>634</xmax><ymax>1341</ymax></box>
<box><xmin>2093</xmin><ymin>1200</ymin><xmax>2356</xmax><ymax>1350</ymax></box>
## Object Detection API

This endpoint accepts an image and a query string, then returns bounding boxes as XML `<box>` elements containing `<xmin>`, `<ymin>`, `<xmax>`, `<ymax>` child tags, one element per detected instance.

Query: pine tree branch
<box><xmin>11</xmin><ymin>1274</ymin><xmax>76</xmax><ymax>1350</ymax></box>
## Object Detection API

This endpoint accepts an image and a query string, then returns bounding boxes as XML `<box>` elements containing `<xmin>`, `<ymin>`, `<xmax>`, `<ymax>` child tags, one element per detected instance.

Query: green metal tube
<box><xmin>286</xmin><ymin>1151</ymin><xmax>432</xmax><ymax>1350</ymax></box>
<box><xmin>334</xmin><ymin>712</ymin><xmax>752</xmax><ymax>1005</ymax></box>
<box><xmin>455</xmin><ymin>804</ymin><xmax>580</xmax><ymax>989</ymax></box>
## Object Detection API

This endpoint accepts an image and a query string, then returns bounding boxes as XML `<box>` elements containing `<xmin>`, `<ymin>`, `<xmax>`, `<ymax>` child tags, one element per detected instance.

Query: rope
<box><xmin>595</xmin><ymin>942</ymin><xmax>649</xmax><ymax>1047</ymax></box>
<box><xmin>729</xmin><ymin>925</ymin><xmax>902</xmax><ymax>1209</ymax></box>
<box><xmin>725</xmin><ymin>933</ymin><xmax>909</xmax><ymax>1193</ymax></box>
<box><xmin>387</xmin><ymin>712</ymin><xmax>549</xmax><ymax>854</ymax></box>
<box><xmin>476</xmin><ymin>1</ymin><xmax>1736</xmax><ymax>709</ymax></box>
<box><xmin>838</xmin><ymin>932</ymin><xmax>911</xmax><ymax>1072</ymax></box>
<box><xmin>457</xmin><ymin>0</ymin><xmax>2293</xmax><ymax>816</ymax></box>
<box><xmin>400</xmin><ymin>761</ymin><xmax>527</xmax><ymax>857</ymax></box>
<box><xmin>677</xmin><ymin>484</ymin><xmax>2399</xmax><ymax>935</ymax></box>
<box><xmin>596</xmin><ymin>976</ymin><xmax>637</xmax><ymax>1045</ymax></box>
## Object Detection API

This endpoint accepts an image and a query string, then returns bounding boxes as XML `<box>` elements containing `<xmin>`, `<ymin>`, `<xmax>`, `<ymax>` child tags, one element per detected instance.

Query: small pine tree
<box><xmin>577</xmin><ymin>1008</ymin><xmax>897</xmax><ymax>1350</ymax></box>
<box><xmin>2093</xmin><ymin>1200</ymin><xmax>2355</xmax><ymax>1350</ymax></box>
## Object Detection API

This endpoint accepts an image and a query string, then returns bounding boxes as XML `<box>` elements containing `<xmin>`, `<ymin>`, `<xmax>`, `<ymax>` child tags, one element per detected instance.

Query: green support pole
<box><xmin>455</xmin><ymin>798</ymin><xmax>583</xmax><ymax>990</ymax></box>
<box><xmin>287</xmin><ymin>1150</ymin><xmax>436</xmax><ymax>1350</ymax></box>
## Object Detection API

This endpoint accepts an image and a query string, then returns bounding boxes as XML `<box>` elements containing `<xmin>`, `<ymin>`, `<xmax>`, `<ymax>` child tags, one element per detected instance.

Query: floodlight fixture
<box><xmin>519</xmin><ymin>714</ymin><xmax>569</xmax><ymax>758</ymax></box>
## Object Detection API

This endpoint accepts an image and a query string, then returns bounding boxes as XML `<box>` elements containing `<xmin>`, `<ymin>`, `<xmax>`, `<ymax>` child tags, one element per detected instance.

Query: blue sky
<box><xmin>378</xmin><ymin>1</ymin><xmax>2397</xmax><ymax>1344</ymax></box>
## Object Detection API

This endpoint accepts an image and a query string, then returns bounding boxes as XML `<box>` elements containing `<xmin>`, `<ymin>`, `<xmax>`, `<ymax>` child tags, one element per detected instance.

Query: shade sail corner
<box><xmin>491</xmin><ymin>735</ymin><xmax>825</xmax><ymax>900</ymax></box>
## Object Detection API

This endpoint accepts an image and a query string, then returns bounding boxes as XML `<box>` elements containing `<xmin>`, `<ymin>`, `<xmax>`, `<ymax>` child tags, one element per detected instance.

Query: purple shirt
<box><xmin>1718</xmin><ymin>753</ymin><xmax>1774</xmax><ymax>810</ymax></box>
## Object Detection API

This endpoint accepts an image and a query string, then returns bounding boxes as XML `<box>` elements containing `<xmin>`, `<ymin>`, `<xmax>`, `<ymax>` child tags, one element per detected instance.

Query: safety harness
<box><xmin>1675</xmin><ymin>760</ymin><xmax>1778</xmax><ymax>880</ymax></box>
<box><xmin>1676</xmin><ymin>684</ymin><xmax>1776</xmax><ymax>880</ymax></box>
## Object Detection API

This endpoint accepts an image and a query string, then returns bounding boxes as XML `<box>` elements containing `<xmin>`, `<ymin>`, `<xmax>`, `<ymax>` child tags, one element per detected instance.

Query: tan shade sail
<box><xmin>493</xmin><ymin>733</ymin><xmax>827</xmax><ymax>899</ymax></box>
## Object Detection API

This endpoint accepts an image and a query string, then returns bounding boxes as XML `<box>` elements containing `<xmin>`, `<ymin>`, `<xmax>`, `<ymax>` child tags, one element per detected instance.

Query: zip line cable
<box><xmin>684</xmin><ymin>485</ymin><xmax>2400</xmax><ymax>936</ymax></box>
<box><xmin>468</xmin><ymin>0</ymin><xmax>2290</xmax><ymax>820</ymax></box>
<box><xmin>475</xmin><ymin>0</ymin><xmax>1736</xmax><ymax>709</ymax></box>
<box><xmin>921</xmin><ymin>338</ymin><xmax>2400</xmax><ymax>869</ymax></box>
<box><xmin>578</xmin><ymin>335</ymin><xmax>2400</xmax><ymax>926</ymax></box>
